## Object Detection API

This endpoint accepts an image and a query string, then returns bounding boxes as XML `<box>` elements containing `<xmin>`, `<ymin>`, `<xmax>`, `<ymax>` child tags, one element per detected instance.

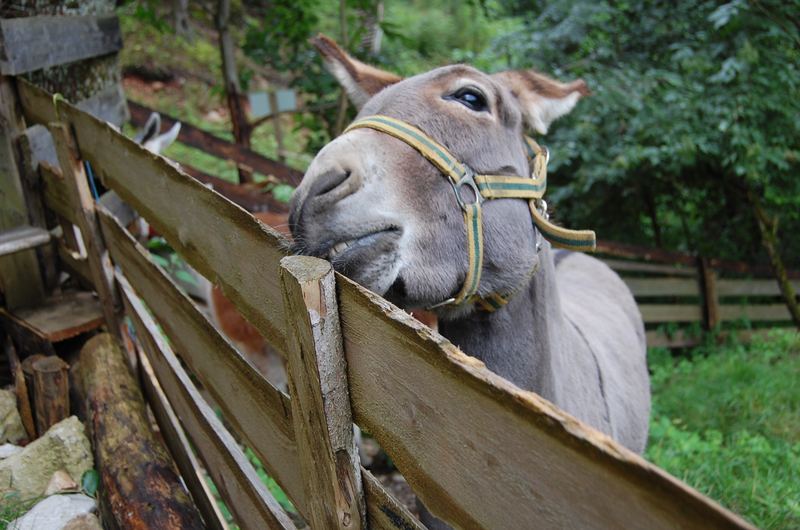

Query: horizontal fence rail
<box><xmin>596</xmin><ymin>242</ymin><xmax>798</xmax><ymax>347</ymax></box>
<box><xmin>18</xmin><ymin>78</ymin><xmax>757</xmax><ymax>529</ymax></box>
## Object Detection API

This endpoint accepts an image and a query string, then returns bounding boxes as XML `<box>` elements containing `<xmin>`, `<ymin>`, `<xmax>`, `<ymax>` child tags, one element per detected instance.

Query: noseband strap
<box><xmin>344</xmin><ymin>114</ymin><xmax>595</xmax><ymax>311</ymax></box>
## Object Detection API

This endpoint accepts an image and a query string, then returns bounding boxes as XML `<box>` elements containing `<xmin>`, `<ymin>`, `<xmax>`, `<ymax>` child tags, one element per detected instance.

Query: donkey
<box><xmin>291</xmin><ymin>36</ymin><xmax>651</xmax><ymax>527</ymax></box>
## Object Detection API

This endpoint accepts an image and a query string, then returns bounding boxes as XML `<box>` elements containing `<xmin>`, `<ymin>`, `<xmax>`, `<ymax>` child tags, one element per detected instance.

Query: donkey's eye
<box><xmin>446</xmin><ymin>87</ymin><xmax>489</xmax><ymax>112</ymax></box>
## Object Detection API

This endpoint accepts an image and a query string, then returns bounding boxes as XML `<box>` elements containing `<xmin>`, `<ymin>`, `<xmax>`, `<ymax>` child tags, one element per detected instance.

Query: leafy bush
<box><xmin>647</xmin><ymin>330</ymin><xmax>800</xmax><ymax>528</ymax></box>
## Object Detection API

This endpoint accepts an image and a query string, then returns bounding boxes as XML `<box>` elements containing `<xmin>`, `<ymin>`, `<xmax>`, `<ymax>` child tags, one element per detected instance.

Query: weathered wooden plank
<box><xmin>717</xmin><ymin>278</ymin><xmax>800</xmax><ymax>298</ymax></box>
<box><xmin>719</xmin><ymin>304</ymin><xmax>792</xmax><ymax>323</ymax></box>
<box><xmin>362</xmin><ymin>471</ymin><xmax>426</xmax><ymax>530</ymax></box>
<box><xmin>281</xmin><ymin>256</ymin><xmax>366</xmax><ymax>530</ymax></box>
<box><xmin>0</xmin><ymin>225</ymin><xmax>50</xmax><ymax>257</ymax></box>
<box><xmin>138</xmin><ymin>351</ymin><xmax>229</xmax><ymax>530</ymax></box>
<box><xmin>0</xmin><ymin>76</ymin><xmax>45</xmax><ymax>309</ymax></box>
<box><xmin>18</xmin><ymin>81</ymin><xmax>291</xmax><ymax>353</ymax></box>
<box><xmin>601</xmin><ymin>258</ymin><xmax>697</xmax><ymax>277</ymax></box>
<box><xmin>49</xmin><ymin>122</ymin><xmax>120</xmax><ymax>333</ymax></box>
<box><xmin>0</xmin><ymin>15</ymin><xmax>122</xmax><ymax>75</ymax></box>
<box><xmin>639</xmin><ymin>304</ymin><xmax>703</xmax><ymax>323</ymax></box>
<box><xmin>39</xmin><ymin>162</ymin><xmax>77</xmax><ymax>224</ymax></box>
<box><xmin>3</xmin><ymin>290</ymin><xmax>103</xmax><ymax>343</ymax></box>
<box><xmin>336</xmin><ymin>276</ymin><xmax>753</xmax><ymax>530</ymax></box>
<box><xmin>99</xmin><ymin>210</ymin><xmax>421</xmax><ymax>530</ymax></box>
<box><xmin>622</xmin><ymin>277</ymin><xmax>700</xmax><ymax>297</ymax></box>
<box><xmin>56</xmin><ymin>241</ymin><xmax>92</xmax><ymax>288</ymax></box>
<box><xmin>16</xmin><ymin>126</ymin><xmax>57</xmax><ymax>290</ymax></box>
<box><xmin>127</xmin><ymin>100</ymin><xmax>304</xmax><ymax>186</ymax></box>
<box><xmin>597</xmin><ymin>239</ymin><xmax>800</xmax><ymax>279</ymax></box>
<box><xmin>121</xmin><ymin>281</ymin><xmax>297</xmax><ymax>530</ymax></box>
<box><xmin>97</xmin><ymin>208</ymin><xmax>305</xmax><ymax>510</ymax></box>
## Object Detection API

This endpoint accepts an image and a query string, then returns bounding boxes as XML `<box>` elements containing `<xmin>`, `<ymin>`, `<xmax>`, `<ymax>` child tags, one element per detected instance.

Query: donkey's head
<box><xmin>290</xmin><ymin>35</ymin><xmax>588</xmax><ymax>316</ymax></box>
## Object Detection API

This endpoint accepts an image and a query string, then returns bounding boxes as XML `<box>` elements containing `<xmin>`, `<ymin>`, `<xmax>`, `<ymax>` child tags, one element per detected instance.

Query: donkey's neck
<box><xmin>438</xmin><ymin>247</ymin><xmax>566</xmax><ymax>400</ymax></box>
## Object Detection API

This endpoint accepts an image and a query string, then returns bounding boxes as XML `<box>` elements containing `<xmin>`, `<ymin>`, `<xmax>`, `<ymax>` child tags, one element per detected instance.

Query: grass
<box><xmin>646</xmin><ymin>329</ymin><xmax>800</xmax><ymax>529</ymax></box>
<box><xmin>0</xmin><ymin>494</ymin><xmax>41</xmax><ymax>529</ymax></box>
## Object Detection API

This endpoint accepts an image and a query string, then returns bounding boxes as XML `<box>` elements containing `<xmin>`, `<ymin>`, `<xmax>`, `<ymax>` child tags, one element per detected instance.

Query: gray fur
<box><xmin>290</xmin><ymin>62</ymin><xmax>650</xmax><ymax>528</ymax></box>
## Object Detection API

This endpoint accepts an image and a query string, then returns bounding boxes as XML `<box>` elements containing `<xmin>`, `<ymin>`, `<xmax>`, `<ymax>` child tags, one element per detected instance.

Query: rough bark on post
<box><xmin>4</xmin><ymin>337</ymin><xmax>35</xmax><ymax>438</ymax></box>
<box><xmin>32</xmin><ymin>355</ymin><xmax>70</xmax><ymax>435</ymax></box>
<box><xmin>748</xmin><ymin>189</ymin><xmax>800</xmax><ymax>329</ymax></box>
<box><xmin>280</xmin><ymin>256</ymin><xmax>366</xmax><ymax>530</ymax></box>
<box><xmin>216</xmin><ymin>0</ymin><xmax>253</xmax><ymax>183</ymax></box>
<box><xmin>48</xmin><ymin>122</ymin><xmax>120</xmax><ymax>336</ymax></box>
<box><xmin>77</xmin><ymin>332</ymin><xmax>204</xmax><ymax>529</ymax></box>
<box><xmin>21</xmin><ymin>353</ymin><xmax>46</xmax><ymax>424</ymax></box>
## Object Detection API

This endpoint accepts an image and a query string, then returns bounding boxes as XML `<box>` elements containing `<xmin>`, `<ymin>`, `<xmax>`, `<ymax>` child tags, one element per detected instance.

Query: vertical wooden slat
<box><xmin>138</xmin><ymin>350</ymin><xmax>229</xmax><ymax>530</ymax></box>
<box><xmin>280</xmin><ymin>256</ymin><xmax>367</xmax><ymax>530</ymax></box>
<box><xmin>698</xmin><ymin>257</ymin><xmax>720</xmax><ymax>329</ymax></box>
<box><xmin>120</xmin><ymin>275</ymin><xmax>298</xmax><ymax>530</ymax></box>
<box><xmin>48</xmin><ymin>122</ymin><xmax>119</xmax><ymax>333</ymax></box>
<box><xmin>0</xmin><ymin>76</ymin><xmax>45</xmax><ymax>309</ymax></box>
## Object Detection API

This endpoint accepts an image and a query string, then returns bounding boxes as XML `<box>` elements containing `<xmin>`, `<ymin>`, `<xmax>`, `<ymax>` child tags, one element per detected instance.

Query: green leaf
<box><xmin>81</xmin><ymin>469</ymin><xmax>100</xmax><ymax>497</ymax></box>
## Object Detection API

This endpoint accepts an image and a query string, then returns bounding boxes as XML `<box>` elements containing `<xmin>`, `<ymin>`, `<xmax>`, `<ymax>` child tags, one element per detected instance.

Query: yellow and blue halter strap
<box><xmin>344</xmin><ymin>115</ymin><xmax>596</xmax><ymax>310</ymax></box>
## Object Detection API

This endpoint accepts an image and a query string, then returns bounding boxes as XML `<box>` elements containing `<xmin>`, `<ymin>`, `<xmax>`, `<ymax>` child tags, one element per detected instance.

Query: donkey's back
<box><xmin>555</xmin><ymin>252</ymin><xmax>650</xmax><ymax>453</ymax></box>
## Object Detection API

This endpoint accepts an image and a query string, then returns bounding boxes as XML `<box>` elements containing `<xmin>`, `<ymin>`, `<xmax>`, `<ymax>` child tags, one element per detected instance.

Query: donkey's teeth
<box><xmin>329</xmin><ymin>240</ymin><xmax>354</xmax><ymax>259</ymax></box>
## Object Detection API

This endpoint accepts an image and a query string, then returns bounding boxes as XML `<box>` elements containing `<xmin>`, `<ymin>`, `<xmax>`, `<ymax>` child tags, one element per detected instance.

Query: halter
<box><xmin>344</xmin><ymin>115</ymin><xmax>596</xmax><ymax>312</ymax></box>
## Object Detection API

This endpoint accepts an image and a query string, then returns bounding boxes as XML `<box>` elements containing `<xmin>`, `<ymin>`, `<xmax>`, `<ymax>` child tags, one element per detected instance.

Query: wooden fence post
<box><xmin>48</xmin><ymin>122</ymin><xmax>120</xmax><ymax>335</ymax></box>
<box><xmin>698</xmin><ymin>257</ymin><xmax>720</xmax><ymax>330</ymax></box>
<box><xmin>280</xmin><ymin>256</ymin><xmax>366</xmax><ymax>530</ymax></box>
<box><xmin>0</xmin><ymin>77</ymin><xmax>46</xmax><ymax>309</ymax></box>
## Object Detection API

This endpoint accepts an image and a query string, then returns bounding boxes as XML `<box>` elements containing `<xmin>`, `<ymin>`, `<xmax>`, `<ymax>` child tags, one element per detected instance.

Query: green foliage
<box><xmin>244</xmin><ymin>447</ymin><xmax>295</xmax><ymax>513</ymax></box>
<box><xmin>647</xmin><ymin>330</ymin><xmax>800</xmax><ymax>528</ymax></box>
<box><xmin>81</xmin><ymin>469</ymin><xmax>100</xmax><ymax>498</ymax></box>
<box><xmin>0</xmin><ymin>494</ymin><xmax>40</xmax><ymax>530</ymax></box>
<box><xmin>474</xmin><ymin>1</ymin><xmax>800</xmax><ymax>263</ymax></box>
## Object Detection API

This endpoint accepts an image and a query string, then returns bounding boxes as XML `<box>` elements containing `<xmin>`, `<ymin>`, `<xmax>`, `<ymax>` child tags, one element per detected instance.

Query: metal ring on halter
<box><xmin>536</xmin><ymin>199</ymin><xmax>549</xmax><ymax>220</ymax></box>
<box><xmin>449</xmin><ymin>167</ymin><xmax>482</xmax><ymax>211</ymax></box>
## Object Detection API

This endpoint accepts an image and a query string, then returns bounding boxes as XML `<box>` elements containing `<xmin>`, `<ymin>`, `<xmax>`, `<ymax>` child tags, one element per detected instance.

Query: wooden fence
<box><xmin>12</xmin><ymin>76</ymin><xmax>760</xmax><ymax>529</ymax></box>
<box><xmin>594</xmin><ymin>241</ymin><xmax>799</xmax><ymax>347</ymax></box>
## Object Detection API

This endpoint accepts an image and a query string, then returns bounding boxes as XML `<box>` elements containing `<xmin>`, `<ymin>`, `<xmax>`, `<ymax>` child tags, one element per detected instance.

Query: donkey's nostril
<box><xmin>314</xmin><ymin>169</ymin><xmax>351</xmax><ymax>198</ymax></box>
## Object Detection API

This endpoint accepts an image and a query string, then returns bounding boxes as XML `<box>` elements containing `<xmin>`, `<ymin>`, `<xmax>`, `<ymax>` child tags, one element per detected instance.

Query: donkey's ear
<box><xmin>311</xmin><ymin>34</ymin><xmax>402</xmax><ymax>109</ymax></box>
<box><xmin>492</xmin><ymin>70</ymin><xmax>589</xmax><ymax>135</ymax></box>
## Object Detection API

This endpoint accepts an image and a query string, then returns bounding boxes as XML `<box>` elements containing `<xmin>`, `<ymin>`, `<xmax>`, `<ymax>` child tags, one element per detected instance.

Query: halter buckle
<box><xmin>450</xmin><ymin>167</ymin><xmax>483</xmax><ymax>211</ymax></box>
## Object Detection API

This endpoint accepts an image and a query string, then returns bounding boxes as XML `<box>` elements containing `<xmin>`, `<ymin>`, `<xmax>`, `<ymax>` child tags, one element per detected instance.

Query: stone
<box><xmin>0</xmin><ymin>389</ymin><xmax>26</xmax><ymax>444</ymax></box>
<box><xmin>0</xmin><ymin>416</ymin><xmax>92</xmax><ymax>499</ymax></box>
<box><xmin>7</xmin><ymin>494</ymin><xmax>96</xmax><ymax>530</ymax></box>
<box><xmin>62</xmin><ymin>514</ymin><xmax>103</xmax><ymax>530</ymax></box>
<box><xmin>44</xmin><ymin>469</ymin><xmax>79</xmax><ymax>495</ymax></box>
<box><xmin>0</xmin><ymin>443</ymin><xmax>22</xmax><ymax>459</ymax></box>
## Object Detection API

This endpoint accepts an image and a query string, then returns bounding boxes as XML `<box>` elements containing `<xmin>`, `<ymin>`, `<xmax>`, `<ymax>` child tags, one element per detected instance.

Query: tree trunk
<box><xmin>216</xmin><ymin>0</ymin><xmax>253</xmax><ymax>182</ymax></box>
<box><xmin>172</xmin><ymin>0</ymin><xmax>191</xmax><ymax>40</ymax></box>
<box><xmin>77</xmin><ymin>333</ymin><xmax>204</xmax><ymax>529</ymax></box>
<box><xmin>747</xmin><ymin>189</ymin><xmax>800</xmax><ymax>329</ymax></box>
<box><xmin>641</xmin><ymin>184</ymin><xmax>663</xmax><ymax>248</ymax></box>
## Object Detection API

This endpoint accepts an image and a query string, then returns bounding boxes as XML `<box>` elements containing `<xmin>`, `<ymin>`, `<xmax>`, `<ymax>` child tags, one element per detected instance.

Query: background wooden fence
<box><xmin>13</xmin><ymin>77</ymin><xmax>758</xmax><ymax>529</ymax></box>
<box><xmin>594</xmin><ymin>241</ymin><xmax>799</xmax><ymax>347</ymax></box>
